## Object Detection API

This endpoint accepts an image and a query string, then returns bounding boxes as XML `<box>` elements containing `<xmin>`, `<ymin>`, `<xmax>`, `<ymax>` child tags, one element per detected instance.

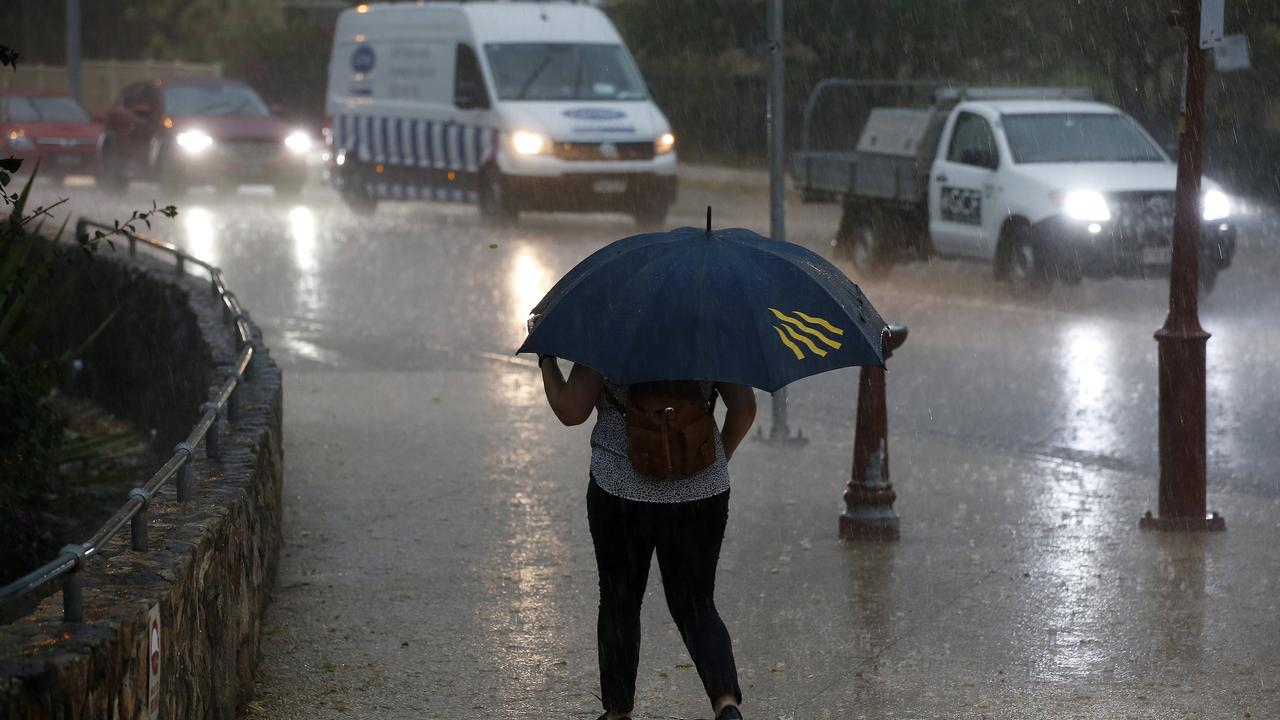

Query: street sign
<box><xmin>1214</xmin><ymin>33</ymin><xmax>1250</xmax><ymax>72</ymax></box>
<box><xmin>147</xmin><ymin>604</ymin><xmax>161</xmax><ymax>720</ymax></box>
<box><xmin>1201</xmin><ymin>0</ymin><xmax>1226</xmax><ymax>48</ymax></box>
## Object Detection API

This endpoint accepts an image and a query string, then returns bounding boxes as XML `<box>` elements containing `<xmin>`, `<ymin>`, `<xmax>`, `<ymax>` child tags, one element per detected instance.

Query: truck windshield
<box><xmin>484</xmin><ymin>43</ymin><xmax>648</xmax><ymax>101</ymax></box>
<box><xmin>164</xmin><ymin>84</ymin><xmax>270</xmax><ymax>118</ymax></box>
<box><xmin>1002</xmin><ymin>113</ymin><xmax>1164</xmax><ymax>163</ymax></box>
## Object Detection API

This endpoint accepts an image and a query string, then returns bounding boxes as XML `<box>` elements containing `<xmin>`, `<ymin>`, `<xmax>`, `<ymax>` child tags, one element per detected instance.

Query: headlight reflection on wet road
<box><xmin>183</xmin><ymin>207</ymin><xmax>219</xmax><ymax>269</ymax></box>
<box><xmin>509</xmin><ymin>246</ymin><xmax>554</xmax><ymax>346</ymax></box>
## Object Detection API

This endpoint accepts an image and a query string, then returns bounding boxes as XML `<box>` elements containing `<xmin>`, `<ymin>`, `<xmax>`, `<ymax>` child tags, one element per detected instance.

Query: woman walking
<box><xmin>536</xmin><ymin>355</ymin><xmax>756</xmax><ymax>720</ymax></box>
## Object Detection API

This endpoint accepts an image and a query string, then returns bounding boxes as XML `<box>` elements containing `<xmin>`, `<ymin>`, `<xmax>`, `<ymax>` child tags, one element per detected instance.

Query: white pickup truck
<box><xmin>792</xmin><ymin>84</ymin><xmax>1236</xmax><ymax>295</ymax></box>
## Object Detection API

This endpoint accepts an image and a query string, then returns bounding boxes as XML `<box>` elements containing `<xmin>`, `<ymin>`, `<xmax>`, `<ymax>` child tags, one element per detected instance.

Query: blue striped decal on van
<box><xmin>332</xmin><ymin>113</ymin><xmax>496</xmax><ymax>173</ymax></box>
<box><xmin>333</xmin><ymin>114</ymin><xmax>504</xmax><ymax>203</ymax></box>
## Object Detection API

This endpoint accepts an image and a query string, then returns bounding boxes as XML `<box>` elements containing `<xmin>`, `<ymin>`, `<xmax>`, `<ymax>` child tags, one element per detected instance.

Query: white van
<box><xmin>324</xmin><ymin>1</ymin><xmax>678</xmax><ymax>224</ymax></box>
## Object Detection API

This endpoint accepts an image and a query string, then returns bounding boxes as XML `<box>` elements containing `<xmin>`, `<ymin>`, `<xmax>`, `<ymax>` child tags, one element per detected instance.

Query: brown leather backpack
<box><xmin>607</xmin><ymin>381</ymin><xmax>719</xmax><ymax>480</ymax></box>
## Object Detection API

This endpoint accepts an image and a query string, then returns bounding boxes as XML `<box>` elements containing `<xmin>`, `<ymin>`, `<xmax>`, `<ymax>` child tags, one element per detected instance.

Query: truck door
<box><xmin>929</xmin><ymin>111</ymin><xmax>1003</xmax><ymax>258</ymax></box>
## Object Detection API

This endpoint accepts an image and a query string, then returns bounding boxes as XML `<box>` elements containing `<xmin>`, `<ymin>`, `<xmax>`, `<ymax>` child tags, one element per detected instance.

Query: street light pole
<box><xmin>66</xmin><ymin>0</ymin><xmax>81</xmax><ymax>103</ymax></box>
<box><xmin>762</xmin><ymin>0</ymin><xmax>806</xmax><ymax>446</ymax></box>
<box><xmin>1141</xmin><ymin>0</ymin><xmax>1224</xmax><ymax>531</ymax></box>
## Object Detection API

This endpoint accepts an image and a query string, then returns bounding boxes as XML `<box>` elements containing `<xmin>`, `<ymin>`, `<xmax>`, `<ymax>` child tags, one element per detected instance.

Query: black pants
<box><xmin>587</xmin><ymin>478</ymin><xmax>742</xmax><ymax>713</ymax></box>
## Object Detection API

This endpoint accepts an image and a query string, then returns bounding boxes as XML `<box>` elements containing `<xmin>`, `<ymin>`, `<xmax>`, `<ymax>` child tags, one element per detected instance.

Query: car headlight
<box><xmin>654</xmin><ymin>132</ymin><xmax>675</xmax><ymax>155</ymax></box>
<box><xmin>511</xmin><ymin>130</ymin><xmax>549</xmax><ymax>156</ymax></box>
<box><xmin>7</xmin><ymin>131</ymin><xmax>34</xmax><ymax>151</ymax></box>
<box><xmin>1060</xmin><ymin>190</ymin><xmax>1111</xmax><ymax>222</ymax></box>
<box><xmin>284</xmin><ymin>131</ymin><xmax>312</xmax><ymax>154</ymax></box>
<box><xmin>1202</xmin><ymin>189</ymin><xmax>1230</xmax><ymax>221</ymax></box>
<box><xmin>175</xmin><ymin>130</ymin><xmax>213</xmax><ymax>154</ymax></box>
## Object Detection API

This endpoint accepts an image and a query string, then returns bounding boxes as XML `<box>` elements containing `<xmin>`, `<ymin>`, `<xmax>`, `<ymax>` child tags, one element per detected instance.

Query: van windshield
<box><xmin>484</xmin><ymin>43</ymin><xmax>648</xmax><ymax>101</ymax></box>
<box><xmin>1002</xmin><ymin>113</ymin><xmax>1165</xmax><ymax>163</ymax></box>
<box><xmin>164</xmin><ymin>84</ymin><xmax>271</xmax><ymax>118</ymax></box>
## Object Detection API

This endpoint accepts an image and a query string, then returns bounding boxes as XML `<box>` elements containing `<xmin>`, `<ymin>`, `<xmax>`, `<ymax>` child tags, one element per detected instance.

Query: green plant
<box><xmin>1</xmin><ymin>42</ymin><xmax>179</xmax><ymax>583</ymax></box>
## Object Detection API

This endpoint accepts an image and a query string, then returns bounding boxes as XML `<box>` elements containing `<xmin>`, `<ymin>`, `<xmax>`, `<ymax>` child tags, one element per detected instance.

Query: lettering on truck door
<box><xmin>930</xmin><ymin>111</ymin><xmax>1002</xmax><ymax>258</ymax></box>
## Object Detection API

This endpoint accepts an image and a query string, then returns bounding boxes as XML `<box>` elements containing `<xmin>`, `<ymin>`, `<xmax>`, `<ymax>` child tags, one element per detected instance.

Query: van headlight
<box><xmin>654</xmin><ymin>132</ymin><xmax>675</xmax><ymax>155</ymax></box>
<box><xmin>511</xmin><ymin>130</ymin><xmax>550</xmax><ymax>156</ymax></box>
<box><xmin>1060</xmin><ymin>190</ymin><xmax>1111</xmax><ymax>222</ymax></box>
<box><xmin>284</xmin><ymin>131</ymin><xmax>312</xmax><ymax>154</ymax></box>
<box><xmin>1202</xmin><ymin>189</ymin><xmax>1231</xmax><ymax>221</ymax></box>
<box><xmin>175</xmin><ymin>130</ymin><xmax>214</xmax><ymax>155</ymax></box>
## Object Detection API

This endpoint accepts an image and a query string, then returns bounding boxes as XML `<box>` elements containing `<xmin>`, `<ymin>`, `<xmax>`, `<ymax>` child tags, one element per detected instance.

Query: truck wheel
<box><xmin>478</xmin><ymin>168</ymin><xmax>518</xmax><ymax>224</ymax></box>
<box><xmin>835</xmin><ymin>206</ymin><xmax>892</xmax><ymax>278</ymax></box>
<box><xmin>1005</xmin><ymin>226</ymin><xmax>1051</xmax><ymax>298</ymax></box>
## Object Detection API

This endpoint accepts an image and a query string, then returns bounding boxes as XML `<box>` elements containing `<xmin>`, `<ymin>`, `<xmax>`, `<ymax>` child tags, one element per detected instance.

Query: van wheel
<box><xmin>343</xmin><ymin>186</ymin><xmax>378</xmax><ymax>216</ymax></box>
<box><xmin>478</xmin><ymin>168</ymin><xmax>518</xmax><ymax>223</ymax></box>
<box><xmin>1004</xmin><ymin>224</ymin><xmax>1051</xmax><ymax>298</ymax></box>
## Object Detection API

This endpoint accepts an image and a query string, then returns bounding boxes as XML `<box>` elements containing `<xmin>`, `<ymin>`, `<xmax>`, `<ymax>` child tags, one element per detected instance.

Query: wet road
<box><xmin>48</xmin><ymin>176</ymin><xmax>1280</xmax><ymax>500</ymax></box>
<box><xmin>37</xmin><ymin>174</ymin><xmax>1280</xmax><ymax>717</ymax></box>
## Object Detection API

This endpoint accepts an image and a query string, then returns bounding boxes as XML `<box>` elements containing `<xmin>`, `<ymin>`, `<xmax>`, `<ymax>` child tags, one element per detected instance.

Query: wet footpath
<box><xmin>247</xmin><ymin>361</ymin><xmax>1280</xmax><ymax>720</ymax></box>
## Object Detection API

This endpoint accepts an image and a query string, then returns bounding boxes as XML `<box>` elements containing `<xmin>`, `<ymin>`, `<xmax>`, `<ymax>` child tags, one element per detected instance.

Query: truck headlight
<box><xmin>511</xmin><ymin>130</ymin><xmax>550</xmax><ymax>156</ymax></box>
<box><xmin>654</xmin><ymin>132</ymin><xmax>675</xmax><ymax>155</ymax></box>
<box><xmin>1202</xmin><ymin>189</ymin><xmax>1230</xmax><ymax>221</ymax></box>
<box><xmin>284</xmin><ymin>131</ymin><xmax>312</xmax><ymax>154</ymax></box>
<box><xmin>1061</xmin><ymin>190</ymin><xmax>1111</xmax><ymax>222</ymax></box>
<box><xmin>175</xmin><ymin>130</ymin><xmax>214</xmax><ymax>155</ymax></box>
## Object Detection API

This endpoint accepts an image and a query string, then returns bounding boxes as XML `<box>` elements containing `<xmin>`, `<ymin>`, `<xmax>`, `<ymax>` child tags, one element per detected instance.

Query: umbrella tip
<box><xmin>706</xmin><ymin>206</ymin><xmax>712</xmax><ymax>234</ymax></box>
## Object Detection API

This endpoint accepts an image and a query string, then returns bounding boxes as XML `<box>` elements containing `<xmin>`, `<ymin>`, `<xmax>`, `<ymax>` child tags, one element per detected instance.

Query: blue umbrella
<box><xmin>518</xmin><ymin>222</ymin><xmax>887</xmax><ymax>392</ymax></box>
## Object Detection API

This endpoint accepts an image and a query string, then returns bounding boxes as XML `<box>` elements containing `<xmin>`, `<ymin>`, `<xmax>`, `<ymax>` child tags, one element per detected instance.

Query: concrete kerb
<box><xmin>0</xmin><ymin>240</ymin><xmax>284</xmax><ymax>719</ymax></box>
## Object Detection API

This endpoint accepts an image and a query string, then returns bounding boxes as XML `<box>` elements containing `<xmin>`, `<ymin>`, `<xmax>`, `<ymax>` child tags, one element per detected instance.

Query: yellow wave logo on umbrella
<box><xmin>769</xmin><ymin>308</ymin><xmax>844</xmax><ymax>360</ymax></box>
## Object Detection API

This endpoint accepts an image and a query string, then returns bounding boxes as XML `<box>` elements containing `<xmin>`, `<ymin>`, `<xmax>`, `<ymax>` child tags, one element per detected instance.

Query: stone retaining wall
<box><xmin>0</xmin><ymin>240</ymin><xmax>284</xmax><ymax>719</ymax></box>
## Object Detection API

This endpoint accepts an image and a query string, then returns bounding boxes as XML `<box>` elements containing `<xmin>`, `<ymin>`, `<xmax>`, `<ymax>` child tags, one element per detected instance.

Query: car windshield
<box><xmin>163</xmin><ymin>84</ymin><xmax>270</xmax><ymax>117</ymax></box>
<box><xmin>5</xmin><ymin>96</ymin><xmax>90</xmax><ymax>123</ymax></box>
<box><xmin>1002</xmin><ymin>113</ymin><xmax>1165</xmax><ymax>163</ymax></box>
<box><xmin>484</xmin><ymin>43</ymin><xmax>648</xmax><ymax>101</ymax></box>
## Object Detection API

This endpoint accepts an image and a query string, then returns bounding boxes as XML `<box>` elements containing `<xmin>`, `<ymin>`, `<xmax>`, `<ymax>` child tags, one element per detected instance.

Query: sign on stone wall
<box><xmin>147</xmin><ymin>604</ymin><xmax>161</xmax><ymax>720</ymax></box>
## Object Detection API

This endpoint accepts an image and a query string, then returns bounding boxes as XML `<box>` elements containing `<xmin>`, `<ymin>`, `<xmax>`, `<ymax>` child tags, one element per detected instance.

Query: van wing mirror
<box><xmin>454</xmin><ymin>81</ymin><xmax>488</xmax><ymax>110</ymax></box>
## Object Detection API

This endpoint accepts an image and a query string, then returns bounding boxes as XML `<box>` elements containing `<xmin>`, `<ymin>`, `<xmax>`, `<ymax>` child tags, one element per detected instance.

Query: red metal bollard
<box><xmin>1140</xmin><ymin>0</ymin><xmax>1224</xmax><ymax>532</ymax></box>
<box><xmin>840</xmin><ymin>324</ymin><xmax>907</xmax><ymax>541</ymax></box>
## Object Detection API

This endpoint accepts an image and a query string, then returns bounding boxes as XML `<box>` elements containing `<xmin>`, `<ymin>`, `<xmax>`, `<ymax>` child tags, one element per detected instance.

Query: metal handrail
<box><xmin>0</xmin><ymin>218</ymin><xmax>258</xmax><ymax>622</ymax></box>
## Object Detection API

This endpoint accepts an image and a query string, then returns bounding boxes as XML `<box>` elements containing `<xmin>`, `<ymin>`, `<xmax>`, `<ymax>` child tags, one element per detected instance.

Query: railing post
<box><xmin>60</xmin><ymin>544</ymin><xmax>88</xmax><ymax>623</ymax></box>
<box><xmin>175</xmin><ymin>253</ymin><xmax>184</xmax><ymax>275</ymax></box>
<box><xmin>201</xmin><ymin>403</ymin><xmax>221</xmax><ymax>460</ymax></box>
<box><xmin>174</xmin><ymin>443</ymin><xmax>195</xmax><ymax>501</ymax></box>
<box><xmin>226</xmin><ymin>371</ymin><xmax>243</xmax><ymax>423</ymax></box>
<box><xmin>128</xmin><ymin>488</ymin><xmax>150</xmax><ymax>551</ymax></box>
<box><xmin>129</xmin><ymin>233</ymin><xmax>136</xmax><ymax>256</ymax></box>
<box><xmin>75</xmin><ymin>218</ymin><xmax>87</xmax><ymax>245</ymax></box>
<box><xmin>840</xmin><ymin>324</ymin><xmax>908</xmax><ymax>541</ymax></box>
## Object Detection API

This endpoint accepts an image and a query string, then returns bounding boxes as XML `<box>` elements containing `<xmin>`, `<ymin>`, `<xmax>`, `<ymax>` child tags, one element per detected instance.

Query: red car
<box><xmin>0</xmin><ymin>90</ymin><xmax>101</xmax><ymax>181</ymax></box>
<box><xmin>99</xmin><ymin>78</ymin><xmax>311</xmax><ymax>197</ymax></box>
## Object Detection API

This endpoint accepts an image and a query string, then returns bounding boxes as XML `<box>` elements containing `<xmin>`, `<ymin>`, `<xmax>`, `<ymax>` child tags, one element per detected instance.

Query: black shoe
<box><xmin>717</xmin><ymin>707</ymin><xmax>743</xmax><ymax>720</ymax></box>
<box><xmin>596</xmin><ymin>714</ymin><xmax>631</xmax><ymax>720</ymax></box>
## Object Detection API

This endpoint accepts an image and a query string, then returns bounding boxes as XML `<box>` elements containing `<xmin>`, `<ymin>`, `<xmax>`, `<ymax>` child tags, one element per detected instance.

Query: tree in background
<box><xmin>609</xmin><ymin>0</ymin><xmax>1277</xmax><ymax>199</ymax></box>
